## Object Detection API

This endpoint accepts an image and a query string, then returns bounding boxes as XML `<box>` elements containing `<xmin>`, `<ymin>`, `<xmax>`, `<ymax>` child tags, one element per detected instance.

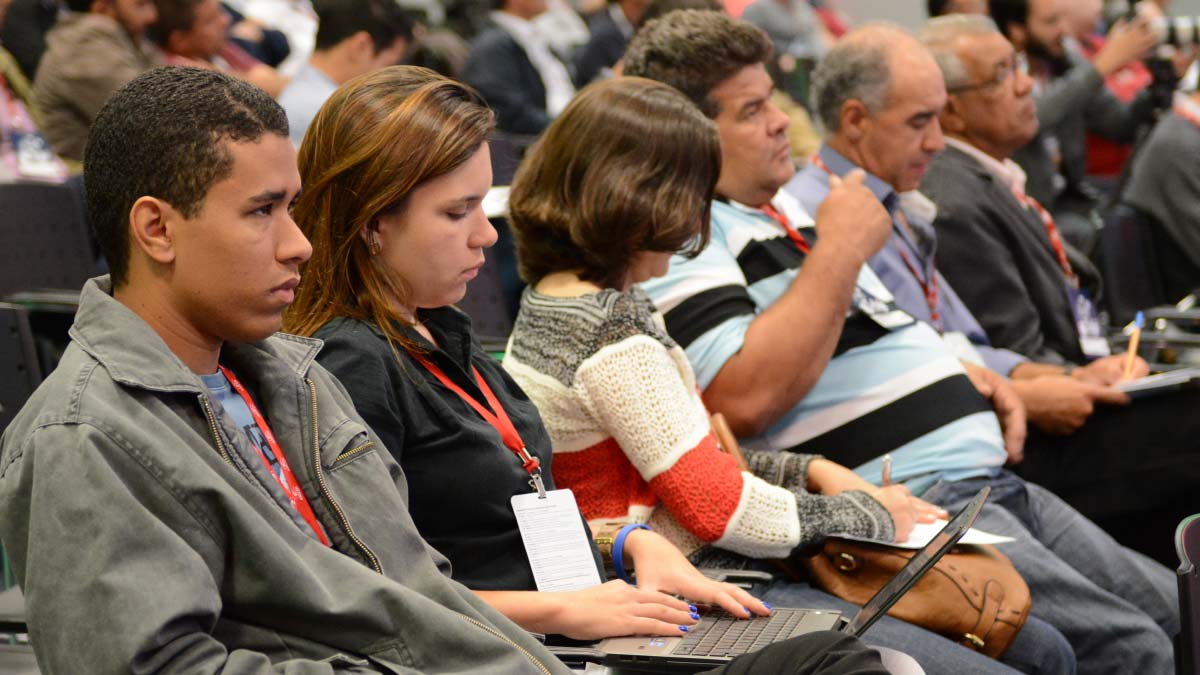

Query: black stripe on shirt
<box><xmin>664</xmin><ymin>284</ymin><xmax>757</xmax><ymax>350</ymax></box>
<box><xmin>737</xmin><ymin>236</ymin><xmax>806</xmax><ymax>286</ymax></box>
<box><xmin>786</xmin><ymin>374</ymin><xmax>993</xmax><ymax>469</ymax></box>
<box><xmin>833</xmin><ymin>313</ymin><xmax>893</xmax><ymax>357</ymax></box>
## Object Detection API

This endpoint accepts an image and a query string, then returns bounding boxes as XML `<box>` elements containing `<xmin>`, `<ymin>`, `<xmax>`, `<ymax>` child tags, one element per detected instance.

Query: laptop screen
<box><xmin>841</xmin><ymin>486</ymin><xmax>990</xmax><ymax>636</ymax></box>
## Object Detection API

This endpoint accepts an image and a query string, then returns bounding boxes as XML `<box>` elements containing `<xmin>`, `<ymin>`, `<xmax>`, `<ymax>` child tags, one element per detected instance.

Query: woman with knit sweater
<box><xmin>502</xmin><ymin>72</ymin><xmax>1074</xmax><ymax>675</ymax></box>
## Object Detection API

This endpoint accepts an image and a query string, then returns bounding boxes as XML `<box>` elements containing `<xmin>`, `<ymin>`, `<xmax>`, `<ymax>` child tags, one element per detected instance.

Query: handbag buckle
<box><xmin>961</xmin><ymin>633</ymin><xmax>986</xmax><ymax>650</ymax></box>
<box><xmin>834</xmin><ymin>552</ymin><xmax>858</xmax><ymax>572</ymax></box>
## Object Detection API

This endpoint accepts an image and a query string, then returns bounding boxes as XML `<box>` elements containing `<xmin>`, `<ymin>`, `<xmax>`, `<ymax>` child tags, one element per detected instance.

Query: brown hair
<box><xmin>284</xmin><ymin>65</ymin><xmax>495</xmax><ymax>356</ymax></box>
<box><xmin>623</xmin><ymin>10</ymin><xmax>772</xmax><ymax>118</ymax></box>
<box><xmin>508</xmin><ymin>77</ymin><xmax>719</xmax><ymax>288</ymax></box>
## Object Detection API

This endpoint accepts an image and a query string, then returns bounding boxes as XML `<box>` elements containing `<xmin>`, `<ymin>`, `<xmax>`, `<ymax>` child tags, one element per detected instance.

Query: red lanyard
<box><xmin>218</xmin><ymin>366</ymin><xmax>330</xmax><ymax>546</ymax></box>
<box><xmin>760</xmin><ymin>203</ymin><xmax>811</xmax><ymax>254</ymax></box>
<box><xmin>413</xmin><ymin>355</ymin><xmax>547</xmax><ymax>496</ymax></box>
<box><xmin>1009</xmin><ymin>189</ymin><xmax>1077</xmax><ymax>287</ymax></box>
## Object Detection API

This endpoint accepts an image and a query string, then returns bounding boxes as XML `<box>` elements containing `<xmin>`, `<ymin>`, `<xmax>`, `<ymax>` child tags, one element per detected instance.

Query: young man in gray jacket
<box><xmin>0</xmin><ymin>66</ymin><xmax>887</xmax><ymax>674</ymax></box>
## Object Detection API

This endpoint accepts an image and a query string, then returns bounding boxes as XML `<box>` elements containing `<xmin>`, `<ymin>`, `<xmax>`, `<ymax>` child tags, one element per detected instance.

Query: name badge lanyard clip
<box><xmin>414</xmin><ymin>355</ymin><xmax>547</xmax><ymax>498</ymax></box>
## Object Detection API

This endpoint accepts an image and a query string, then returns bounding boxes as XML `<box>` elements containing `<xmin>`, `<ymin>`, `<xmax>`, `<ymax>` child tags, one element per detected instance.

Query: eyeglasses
<box><xmin>947</xmin><ymin>52</ymin><xmax>1028</xmax><ymax>95</ymax></box>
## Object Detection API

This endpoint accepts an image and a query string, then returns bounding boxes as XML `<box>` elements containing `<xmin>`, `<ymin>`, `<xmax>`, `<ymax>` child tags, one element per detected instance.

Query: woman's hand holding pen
<box><xmin>807</xmin><ymin>457</ymin><xmax>946</xmax><ymax>542</ymax></box>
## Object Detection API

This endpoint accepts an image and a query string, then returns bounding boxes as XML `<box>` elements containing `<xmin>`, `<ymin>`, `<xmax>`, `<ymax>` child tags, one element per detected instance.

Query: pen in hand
<box><xmin>1122</xmin><ymin>311</ymin><xmax>1144</xmax><ymax>381</ymax></box>
<box><xmin>881</xmin><ymin>454</ymin><xmax>892</xmax><ymax>487</ymax></box>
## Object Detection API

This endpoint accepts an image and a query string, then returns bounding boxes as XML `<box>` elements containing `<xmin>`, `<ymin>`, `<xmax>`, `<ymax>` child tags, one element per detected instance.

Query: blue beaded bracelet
<box><xmin>613</xmin><ymin>523</ymin><xmax>651</xmax><ymax>583</ymax></box>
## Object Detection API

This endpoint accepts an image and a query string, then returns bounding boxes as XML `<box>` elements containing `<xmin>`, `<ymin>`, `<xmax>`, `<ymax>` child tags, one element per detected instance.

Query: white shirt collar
<box><xmin>944</xmin><ymin>136</ymin><xmax>1029</xmax><ymax>197</ymax></box>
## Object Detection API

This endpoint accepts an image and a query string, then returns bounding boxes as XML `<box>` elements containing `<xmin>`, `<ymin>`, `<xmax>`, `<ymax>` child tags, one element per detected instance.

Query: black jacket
<box><xmin>921</xmin><ymin>144</ymin><xmax>1102</xmax><ymax>365</ymax></box>
<box><xmin>462</xmin><ymin>25</ymin><xmax>553</xmax><ymax>135</ymax></box>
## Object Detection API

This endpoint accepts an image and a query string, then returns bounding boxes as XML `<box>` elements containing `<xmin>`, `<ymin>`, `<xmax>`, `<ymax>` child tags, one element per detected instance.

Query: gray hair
<box><xmin>810</xmin><ymin>22</ymin><xmax>922</xmax><ymax>132</ymax></box>
<box><xmin>920</xmin><ymin>14</ymin><xmax>1001</xmax><ymax>91</ymax></box>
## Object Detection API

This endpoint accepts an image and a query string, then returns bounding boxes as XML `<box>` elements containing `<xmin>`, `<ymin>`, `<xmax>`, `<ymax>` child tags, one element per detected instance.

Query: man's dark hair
<box><xmin>64</xmin><ymin>0</ymin><xmax>95</xmax><ymax>13</ymax></box>
<box><xmin>927</xmin><ymin>0</ymin><xmax>950</xmax><ymax>17</ymax></box>
<box><xmin>150</xmin><ymin>0</ymin><xmax>204</xmax><ymax>47</ymax></box>
<box><xmin>623</xmin><ymin>9</ymin><xmax>771</xmax><ymax>118</ymax></box>
<box><xmin>988</xmin><ymin>0</ymin><xmax>1028</xmax><ymax>37</ymax></box>
<box><xmin>635</xmin><ymin>0</ymin><xmax>721</xmax><ymax>30</ymax></box>
<box><xmin>313</xmin><ymin>0</ymin><xmax>413</xmax><ymax>52</ymax></box>
<box><xmin>84</xmin><ymin>66</ymin><xmax>289</xmax><ymax>287</ymax></box>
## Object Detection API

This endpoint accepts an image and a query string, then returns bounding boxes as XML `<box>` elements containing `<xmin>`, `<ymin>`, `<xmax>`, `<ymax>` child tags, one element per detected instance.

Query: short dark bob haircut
<box><xmin>508</xmin><ymin>76</ymin><xmax>720</xmax><ymax>289</ymax></box>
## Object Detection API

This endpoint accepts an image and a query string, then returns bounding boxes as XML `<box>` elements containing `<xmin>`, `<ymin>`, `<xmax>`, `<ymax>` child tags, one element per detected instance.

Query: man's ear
<box><xmin>347</xmin><ymin>30</ymin><xmax>375</xmax><ymax>62</ymax></box>
<box><xmin>128</xmin><ymin>196</ymin><xmax>178</xmax><ymax>266</ymax></box>
<box><xmin>839</xmin><ymin>99</ymin><xmax>871</xmax><ymax>143</ymax></box>
<box><xmin>940</xmin><ymin>96</ymin><xmax>968</xmax><ymax>136</ymax></box>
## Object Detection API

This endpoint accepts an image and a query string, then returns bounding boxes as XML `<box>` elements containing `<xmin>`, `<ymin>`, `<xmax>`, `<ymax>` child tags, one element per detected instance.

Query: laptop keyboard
<box><xmin>672</xmin><ymin>608</ymin><xmax>813</xmax><ymax>657</ymax></box>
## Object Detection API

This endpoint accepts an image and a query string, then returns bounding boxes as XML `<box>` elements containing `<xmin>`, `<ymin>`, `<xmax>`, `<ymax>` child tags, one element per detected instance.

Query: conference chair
<box><xmin>0</xmin><ymin>303</ymin><xmax>41</xmax><ymax>436</ymax></box>
<box><xmin>0</xmin><ymin>182</ymin><xmax>93</xmax><ymax>298</ymax></box>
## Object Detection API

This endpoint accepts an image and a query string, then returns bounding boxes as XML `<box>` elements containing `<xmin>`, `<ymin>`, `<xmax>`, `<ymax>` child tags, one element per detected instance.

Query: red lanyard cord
<box><xmin>760</xmin><ymin>203</ymin><xmax>811</xmax><ymax>254</ymax></box>
<box><xmin>413</xmin><ymin>355</ymin><xmax>546</xmax><ymax>493</ymax></box>
<box><xmin>217</xmin><ymin>366</ymin><xmax>331</xmax><ymax>546</ymax></box>
<box><xmin>1009</xmin><ymin>190</ymin><xmax>1077</xmax><ymax>286</ymax></box>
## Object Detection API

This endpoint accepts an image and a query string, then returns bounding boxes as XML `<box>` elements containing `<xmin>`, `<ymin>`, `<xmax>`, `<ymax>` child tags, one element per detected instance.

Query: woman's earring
<box><xmin>367</xmin><ymin>231</ymin><xmax>382</xmax><ymax>256</ymax></box>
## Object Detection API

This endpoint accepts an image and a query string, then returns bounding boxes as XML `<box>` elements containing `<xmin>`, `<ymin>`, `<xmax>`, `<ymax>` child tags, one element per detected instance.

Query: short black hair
<box><xmin>989</xmin><ymin>0</ymin><xmax>1028</xmax><ymax>37</ymax></box>
<box><xmin>313</xmin><ymin>0</ymin><xmax>413</xmax><ymax>52</ymax></box>
<box><xmin>84</xmin><ymin>66</ymin><xmax>289</xmax><ymax>287</ymax></box>
<box><xmin>623</xmin><ymin>9</ymin><xmax>771</xmax><ymax>118</ymax></box>
<box><xmin>927</xmin><ymin>0</ymin><xmax>950</xmax><ymax>17</ymax></box>
<box><xmin>151</xmin><ymin>0</ymin><xmax>204</xmax><ymax>47</ymax></box>
<box><xmin>64</xmin><ymin>0</ymin><xmax>94</xmax><ymax>13</ymax></box>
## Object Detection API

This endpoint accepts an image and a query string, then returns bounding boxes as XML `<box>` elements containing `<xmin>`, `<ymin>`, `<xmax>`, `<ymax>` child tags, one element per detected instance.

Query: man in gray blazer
<box><xmin>917</xmin><ymin>13</ymin><xmax>1200</xmax><ymax>565</ymax></box>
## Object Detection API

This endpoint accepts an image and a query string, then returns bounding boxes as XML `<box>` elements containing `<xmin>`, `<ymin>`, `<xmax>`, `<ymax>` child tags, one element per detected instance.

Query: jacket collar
<box><xmin>70</xmin><ymin>276</ymin><xmax>322</xmax><ymax>394</ymax></box>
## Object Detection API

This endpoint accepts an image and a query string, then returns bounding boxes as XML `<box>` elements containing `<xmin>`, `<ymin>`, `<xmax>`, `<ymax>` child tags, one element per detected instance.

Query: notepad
<box><xmin>833</xmin><ymin>520</ymin><xmax>1016</xmax><ymax>550</ymax></box>
<box><xmin>1115</xmin><ymin>367</ymin><xmax>1200</xmax><ymax>399</ymax></box>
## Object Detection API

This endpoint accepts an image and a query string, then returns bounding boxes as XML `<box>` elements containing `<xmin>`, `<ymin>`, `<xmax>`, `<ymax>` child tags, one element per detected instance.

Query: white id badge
<box><xmin>1068</xmin><ymin>287</ymin><xmax>1111</xmax><ymax>358</ymax></box>
<box><xmin>511</xmin><ymin>489</ymin><xmax>603</xmax><ymax>592</ymax></box>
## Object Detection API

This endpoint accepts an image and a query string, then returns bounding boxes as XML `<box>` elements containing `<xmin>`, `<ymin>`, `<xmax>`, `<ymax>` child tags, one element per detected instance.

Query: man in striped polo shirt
<box><xmin>626</xmin><ymin>12</ymin><xmax>1178</xmax><ymax>673</ymax></box>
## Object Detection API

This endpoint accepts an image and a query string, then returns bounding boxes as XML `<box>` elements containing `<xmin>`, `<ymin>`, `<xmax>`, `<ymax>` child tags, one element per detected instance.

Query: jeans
<box><xmin>921</xmin><ymin>471</ymin><xmax>1178</xmax><ymax>675</ymax></box>
<box><xmin>750</xmin><ymin>577</ymin><xmax>1075</xmax><ymax>675</ymax></box>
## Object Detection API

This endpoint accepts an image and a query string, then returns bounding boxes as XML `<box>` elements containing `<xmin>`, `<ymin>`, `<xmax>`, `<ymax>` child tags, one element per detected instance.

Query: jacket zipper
<box><xmin>456</xmin><ymin>614</ymin><xmax>553</xmax><ymax>675</ymax></box>
<box><xmin>199</xmin><ymin>395</ymin><xmax>233</xmax><ymax>465</ymax></box>
<box><xmin>335</xmin><ymin>441</ymin><xmax>376</xmax><ymax>463</ymax></box>
<box><xmin>307</xmin><ymin>379</ymin><xmax>383</xmax><ymax>574</ymax></box>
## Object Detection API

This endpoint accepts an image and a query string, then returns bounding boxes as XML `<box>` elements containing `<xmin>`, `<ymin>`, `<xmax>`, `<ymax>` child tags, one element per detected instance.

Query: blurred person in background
<box><xmin>33</xmin><ymin>0</ymin><xmax>159</xmax><ymax>162</ymax></box>
<box><xmin>990</xmin><ymin>0</ymin><xmax>1159</xmax><ymax>254</ymax></box>
<box><xmin>152</xmin><ymin>0</ymin><xmax>289</xmax><ymax>95</ymax></box>
<box><xmin>277</xmin><ymin>0</ymin><xmax>411</xmax><ymax>144</ymax></box>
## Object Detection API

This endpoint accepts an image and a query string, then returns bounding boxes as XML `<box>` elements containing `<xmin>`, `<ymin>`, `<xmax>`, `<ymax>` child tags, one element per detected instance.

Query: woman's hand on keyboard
<box><xmin>623</xmin><ymin>529</ymin><xmax>772</xmax><ymax>620</ymax></box>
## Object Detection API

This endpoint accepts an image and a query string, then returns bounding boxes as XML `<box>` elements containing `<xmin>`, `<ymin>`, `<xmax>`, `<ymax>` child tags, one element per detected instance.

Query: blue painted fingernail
<box><xmin>690</xmin><ymin>612</ymin><xmax>700</xmax><ymax>620</ymax></box>
<box><xmin>679</xmin><ymin>625</ymin><xmax>689</xmax><ymax>633</ymax></box>
<box><xmin>763</xmin><ymin>602</ymin><xmax>773</xmax><ymax>610</ymax></box>
<box><xmin>688</xmin><ymin>604</ymin><xmax>698</xmax><ymax>613</ymax></box>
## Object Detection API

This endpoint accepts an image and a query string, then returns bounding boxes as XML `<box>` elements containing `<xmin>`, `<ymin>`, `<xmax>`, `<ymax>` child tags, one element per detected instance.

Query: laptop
<box><xmin>593</xmin><ymin>486</ymin><xmax>991</xmax><ymax>673</ymax></box>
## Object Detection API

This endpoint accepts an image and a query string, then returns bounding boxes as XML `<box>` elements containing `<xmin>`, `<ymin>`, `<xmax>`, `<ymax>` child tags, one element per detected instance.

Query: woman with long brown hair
<box><xmin>281</xmin><ymin>66</ymin><xmax>814</xmax><ymax>650</ymax></box>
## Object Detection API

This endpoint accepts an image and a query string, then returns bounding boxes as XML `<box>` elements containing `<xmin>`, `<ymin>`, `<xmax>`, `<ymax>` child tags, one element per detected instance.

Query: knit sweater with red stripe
<box><xmin>504</xmin><ymin>286</ymin><xmax>894</xmax><ymax>562</ymax></box>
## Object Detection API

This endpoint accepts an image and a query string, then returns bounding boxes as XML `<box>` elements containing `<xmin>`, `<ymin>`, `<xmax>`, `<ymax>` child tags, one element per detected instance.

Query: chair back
<box><xmin>0</xmin><ymin>303</ymin><xmax>41</xmax><ymax>435</ymax></box>
<box><xmin>0</xmin><ymin>182</ymin><xmax>93</xmax><ymax>297</ymax></box>
<box><xmin>1177</xmin><ymin>513</ymin><xmax>1200</xmax><ymax>675</ymax></box>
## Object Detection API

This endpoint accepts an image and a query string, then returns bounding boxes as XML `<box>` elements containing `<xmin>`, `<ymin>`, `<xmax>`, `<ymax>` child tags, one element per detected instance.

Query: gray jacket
<box><xmin>0</xmin><ymin>277</ymin><xmax>568</xmax><ymax>675</ymax></box>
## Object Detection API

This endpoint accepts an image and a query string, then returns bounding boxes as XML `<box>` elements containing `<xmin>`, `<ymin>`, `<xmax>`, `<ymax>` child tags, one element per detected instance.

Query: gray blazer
<box><xmin>921</xmin><ymin>145</ymin><xmax>1103</xmax><ymax>365</ymax></box>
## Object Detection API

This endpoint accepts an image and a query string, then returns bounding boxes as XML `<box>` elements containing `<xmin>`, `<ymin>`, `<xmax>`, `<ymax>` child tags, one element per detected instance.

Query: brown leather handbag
<box><xmin>798</xmin><ymin>539</ymin><xmax>1032</xmax><ymax>659</ymax></box>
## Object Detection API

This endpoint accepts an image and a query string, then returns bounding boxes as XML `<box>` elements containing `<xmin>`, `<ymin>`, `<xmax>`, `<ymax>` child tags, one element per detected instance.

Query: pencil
<box><xmin>1123</xmin><ymin>311</ymin><xmax>1144</xmax><ymax>381</ymax></box>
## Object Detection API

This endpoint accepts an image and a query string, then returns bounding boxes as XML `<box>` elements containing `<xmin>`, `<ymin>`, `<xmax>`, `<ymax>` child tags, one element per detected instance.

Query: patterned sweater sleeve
<box><xmin>574</xmin><ymin>334</ymin><xmax>893</xmax><ymax>558</ymax></box>
<box><xmin>742</xmin><ymin>449</ymin><xmax>895</xmax><ymax>546</ymax></box>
